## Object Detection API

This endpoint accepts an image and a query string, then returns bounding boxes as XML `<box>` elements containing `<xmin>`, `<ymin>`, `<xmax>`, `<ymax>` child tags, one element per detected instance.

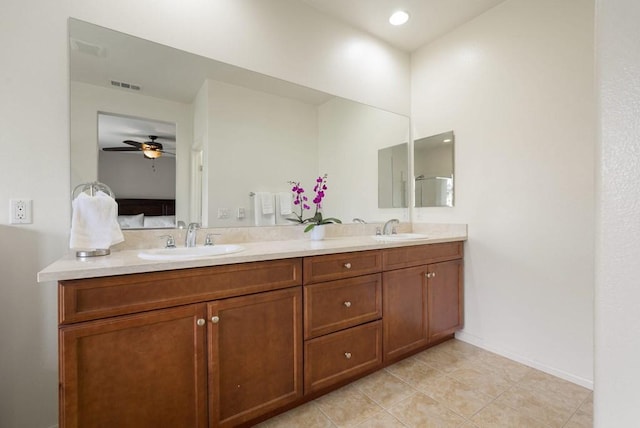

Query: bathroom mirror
<box><xmin>69</xmin><ymin>18</ymin><xmax>410</xmax><ymax>228</ymax></box>
<box><xmin>378</xmin><ymin>143</ymin><xmax>409</xmax><ymax>208</ymax></box>
<box><xmin>414</xmin><ymin>131</ymin><xmax>454</xmax><ymax>207</ymax></box>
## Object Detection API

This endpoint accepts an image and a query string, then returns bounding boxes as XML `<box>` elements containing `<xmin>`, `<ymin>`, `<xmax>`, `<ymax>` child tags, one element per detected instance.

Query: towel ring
<box><xmin>72</xmin><ymin>181</ymin><xmax>116</xmax><ymax>258</ymax></box>
<box><xmin>72</xmin><ymin>181</ymin><xmax>115</xmax><ymax>199</ymax></box>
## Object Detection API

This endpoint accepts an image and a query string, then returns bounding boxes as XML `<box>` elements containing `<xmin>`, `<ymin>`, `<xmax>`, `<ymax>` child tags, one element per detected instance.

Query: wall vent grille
<box><xmin>110</xmin><ymin>80</ymin><xmax>141</xmax><ymax>91</ymax></box>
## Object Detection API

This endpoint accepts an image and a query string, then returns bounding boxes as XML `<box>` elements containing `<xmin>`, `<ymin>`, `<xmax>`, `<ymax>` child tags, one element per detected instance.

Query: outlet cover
<box><xmin>10</xmin><ymin>199</ymin><xmax>32</xmax><ymax>224</ymax></box>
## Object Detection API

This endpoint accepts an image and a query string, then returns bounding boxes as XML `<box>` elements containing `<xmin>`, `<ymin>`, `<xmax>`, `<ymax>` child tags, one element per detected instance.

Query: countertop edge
<box><xmin>38</xmin><ymin>235</ymin><xmax>467</xmax><ymax>283</ymax></box>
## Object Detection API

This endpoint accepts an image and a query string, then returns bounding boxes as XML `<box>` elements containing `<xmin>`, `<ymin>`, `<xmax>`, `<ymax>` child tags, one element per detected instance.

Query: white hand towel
<box><xmin>258</xmin><ymin>192</ymin><xmax>274</xmax><ymax>215</ymax></box>
<box><xmin>278</xmin><ymin>192</ymin><xmax>292</xmax><ymax>215</ymax></box>
<box><xmin>69</xmin><ymin>191</ymin><xmax>124</xmax><ymax>249</ymax></box>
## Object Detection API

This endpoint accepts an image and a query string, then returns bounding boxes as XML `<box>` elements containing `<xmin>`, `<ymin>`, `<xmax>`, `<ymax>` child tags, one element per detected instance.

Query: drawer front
<box><xmin>304</xmin><ymin>321</ymin><xmax>382</xmax><ymax>394</ymax></box>
<box><xmin>303</xmin><ymin>250</ymin><xmax>382</xmax><ymax>284</ymax></box>
<box><xmin>304</xmin><ymin>274</ymin><xmax>382</xmax><ymax>339</ymax></box>
<box><xmin>382</xmin><ymin>241</ymin><xmax>463</xmax><ymax>271</ymax></box>
<box><xmin>59</xmin><ymin>258</ymin><xmax>302</xmax><ymax>324</ymax></box>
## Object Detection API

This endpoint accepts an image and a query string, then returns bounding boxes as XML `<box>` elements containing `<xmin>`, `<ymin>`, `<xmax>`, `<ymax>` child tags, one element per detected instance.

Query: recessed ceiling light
<box><xmin>389</xmin><ymin>10</ymin><xmax>410</xmax><ymax>26</ymax></box>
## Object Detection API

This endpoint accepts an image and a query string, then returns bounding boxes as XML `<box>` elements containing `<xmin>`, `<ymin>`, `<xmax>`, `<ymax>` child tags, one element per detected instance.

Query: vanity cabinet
<box><xmin>208</xmin><ymin>287</ymin><xmax>302</xmax><ymax>427</ymax></box>
<box><xmin>55</xmin><ymin>240</ymin><xmax>464</xmax><ymax>427</ymax></box>
<box><xmin>302</xmin><ymin>251</ymin><xmax>383</xmax><ymax>394</ymax></box>
<box><xmin>382</xmin><ymin>242</ymin><xmax>464</xmax><ymax>363</ymax></box>
<box><xmin>59</xmin><ymin>304</ymin><xmax>208</xmax><ymax>428</ymax></box>
<box><xmin>58</xmin><ymin>259</ymin><xmax>302</xmax><ymax>428</ymax></box>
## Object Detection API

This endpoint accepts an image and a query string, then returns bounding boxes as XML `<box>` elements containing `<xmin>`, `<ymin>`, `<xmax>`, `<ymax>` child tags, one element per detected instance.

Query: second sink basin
<box><xmin>138</xmin><ymin>244</ymin><xmax>245</xmax><ymax>261</ymax></box>
<box><xmin>373</xmin><ymin>233</ymin><xmax>429</xmax><ymax>241</ymax></box>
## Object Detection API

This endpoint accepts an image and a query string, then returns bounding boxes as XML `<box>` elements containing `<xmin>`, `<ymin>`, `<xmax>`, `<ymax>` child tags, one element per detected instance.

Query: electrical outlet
<box><xmin>10</xmin><ymin>199</ymin><xmax>32</xmax><ymax>224</ymax></box>
<box><xmin>237</xmin><ymin>207</ymin><xmax>245</xmax><ymax>219</ymax></box>
<box><xmin>217</xmin><ymin>208</ymin><xmax>230</xmax><ymax>219</ymax></box>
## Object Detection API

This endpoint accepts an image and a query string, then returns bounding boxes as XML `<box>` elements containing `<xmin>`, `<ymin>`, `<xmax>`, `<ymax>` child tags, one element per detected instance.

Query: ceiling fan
<box><xmin>102</xmin><ymin>135</ymin><xmax>175</xmax><ymax>159</ymax></box>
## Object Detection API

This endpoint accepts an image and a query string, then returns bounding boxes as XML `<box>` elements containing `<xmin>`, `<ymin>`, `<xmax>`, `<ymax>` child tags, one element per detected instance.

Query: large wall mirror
<box><xmin>69</xmin><ymin>18</ymin><xmax>410</xmax><ymax>229</ymax></box>
<box><xmin>414</xmin><ymin>131</ymin><xmax>455</xmax><ymax>207</ymax></box>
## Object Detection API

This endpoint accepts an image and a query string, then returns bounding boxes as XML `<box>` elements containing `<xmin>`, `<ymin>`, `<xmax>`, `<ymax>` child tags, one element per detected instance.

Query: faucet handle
<box><xmin>159</xmin><ymin>235</ymin><xmax>176</xmax><ymax>248</ymax></box>
<box><xmin>204</xmin><ymin>233</ymin><xmax>221</xmax><ymax>246</ymax></box>
<box><xmin>375</xmin><ymin>227</ymin><xmax>382</xmax><ymax>236</ymax></box>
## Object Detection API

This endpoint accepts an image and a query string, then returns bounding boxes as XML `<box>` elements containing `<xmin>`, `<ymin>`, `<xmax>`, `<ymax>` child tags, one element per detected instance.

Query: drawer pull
<box><xmin>196</xmin><ymin>318</ymin><xmax>205</xmax><ymax>327</ymax></box>
<box><xmin>344</xmin><ymin>263</ymin><xmax>352</xmax><ymax>269</ymax></box>
<box><xmin>344</xmin><ymin>301</ymin><xmax>352</xmax><ymax>308</ymax></box>
<box><xmin>344</xmin><ymin>352</ymin><xmax>352</xmax><ymax>359</ymax></box>
<box><xmin>211</xmin><ymin>316</ymin><xmax>220</xmax><ymax>324</ymax></box>
<box><xmin>426</xmin><ymin>272</ymin><xmax>436</xmax><ymax>278</ymax></box>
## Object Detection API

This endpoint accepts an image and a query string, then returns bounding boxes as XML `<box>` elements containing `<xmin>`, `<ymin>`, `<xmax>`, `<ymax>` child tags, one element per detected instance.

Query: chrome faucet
<box><xmin>185</xmin><ymin>223</ymin><xmax>200</xmax><ymax>247</ymax></box>
<box><xmin>382</xmin><ymin>219</ymin><xmax>399</xmax><ymax>235</ymax></box>
<box><xmin>353</xmin><ymin>218</ymin><xmax>367</xmax><ymax>224</ymax></box>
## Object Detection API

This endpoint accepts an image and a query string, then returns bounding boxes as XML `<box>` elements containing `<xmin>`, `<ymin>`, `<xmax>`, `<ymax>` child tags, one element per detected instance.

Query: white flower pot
<box><xmin>309</xmin><ymin>225</ymin><xmax>325</xmax><ymax>241</ymax></box>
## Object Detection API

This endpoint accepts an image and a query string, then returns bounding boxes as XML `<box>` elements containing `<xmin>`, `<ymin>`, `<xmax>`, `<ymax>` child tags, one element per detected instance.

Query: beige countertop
<box><xmin>38</xmin><ymin>227</ymin><xmax>466</xmax><ymax>282</ymax></box>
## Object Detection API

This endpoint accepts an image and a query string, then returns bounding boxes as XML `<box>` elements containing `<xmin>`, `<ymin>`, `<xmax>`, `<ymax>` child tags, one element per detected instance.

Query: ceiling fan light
<box><xmin>142</xmin><ymin>145</ymin><xmax>162</xmax><ymax>159</ymax></box>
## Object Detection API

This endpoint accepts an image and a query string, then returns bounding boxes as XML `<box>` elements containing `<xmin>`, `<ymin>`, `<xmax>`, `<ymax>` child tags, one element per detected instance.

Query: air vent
<box><xmin>70</xmin><ymin>38</ymin><xmax>106</xmax><ymax>57</ymax></box>
<box><xmin>110</xmin><ymin>80</ymin><xmax>141</xmax><ymax>91</ymax></box>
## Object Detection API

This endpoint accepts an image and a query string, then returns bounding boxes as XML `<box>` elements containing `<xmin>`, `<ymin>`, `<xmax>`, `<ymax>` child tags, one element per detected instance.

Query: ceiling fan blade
<box><xmin>122</xmin><ymin>140</ymin><xmax>143</xmax><ymax>148</ymax></box>
<box><xmin>102</xmin><ymin>147</ymin><xmax>140</xmax><ymax>152</ymax></box>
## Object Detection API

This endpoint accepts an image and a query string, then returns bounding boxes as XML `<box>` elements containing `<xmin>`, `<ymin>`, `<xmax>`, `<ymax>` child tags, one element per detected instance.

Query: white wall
<box><xmin>411</xmin><ymin>0</ymin><xmax>595</xmax><ymax>386</ymax></box>
<box><xmin>0</xmin><ymin>1</ymin><xmax>410</xmax><ymax>426</ymax></box>
<box><xmin>205</xmin><ymin>79</ymin><xmax>318</xmax><ymax>227</ymax></box>
<box><xmin>595</xmin><ymin>0</ymin><xmax>640</xmax><ymax>425</ymax></box>
<box><xmin>70</xmin><ymin>81</ymin><xmax>192</xmax><ymax>221</ymax></box>
<box><xmin>98</xmin><ymin>154</ymin><xmax>176</xmax><ymax>199</ymax></box>
<box><xmin>318</xmin><ymin>97</ymin><xmax>410</xmax><ymax>223</ymax></box>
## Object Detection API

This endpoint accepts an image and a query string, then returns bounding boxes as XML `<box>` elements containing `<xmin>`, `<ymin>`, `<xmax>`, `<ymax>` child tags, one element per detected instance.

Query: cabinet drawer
<box><xmin>382</xmin><ymin>242</ymin><xmax>463</xmax><ymax>271</ymax></box>
<box><xmin>59</xmin><ymin>258</ymin><xmax>302</xmax><ymax>324</ymax></box>
<box><xmin>304</xmin><ymin>321</ymin><xmax>382</xmax><ymax>394</ymax></box>
<box><xmin>303</xmin><ymin>250</ymin><xmax>381</xmax><ymax>284</ymax></box>
<box><xmin>304</xmin><ymin>274</ymin><xmax>382</xmax><ymax>339</ymax></box>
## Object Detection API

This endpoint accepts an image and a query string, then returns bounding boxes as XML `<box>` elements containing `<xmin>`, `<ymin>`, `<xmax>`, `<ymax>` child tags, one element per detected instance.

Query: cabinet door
<box><xmin>208</xmin><ymin>287</ymin><xmax>303</xmax><ymax>427</ymax></box>
<box><xmin>382</xmin><ymin>265</ymin><xmax>428</xmax><ymax>362</ymax></box>
<box><xmin>427</xmin><ymin>259</ymin><xmax>464</xmax><ymax>342</ymax></box>
<box><xmin>59</xmin><ymin>304</ymin><xmax>207</xmax><ymax>428</ymax></box>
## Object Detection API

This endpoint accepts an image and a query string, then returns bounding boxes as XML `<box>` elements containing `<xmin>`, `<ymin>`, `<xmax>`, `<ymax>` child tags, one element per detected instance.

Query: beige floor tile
<box><xmin>436</xmin><ymin>339</ymin><xmax>485</xmax><ymax>359</ymax></box>
<box><xmin>579</xmin><ymin>392</ymin><xmax>593</xmax><ymax>416</ymax></box>
<box><xmin>471</xmin><ymin>351</ymin><xmax>534</xmax><ymax>383</ymax></box>
<box><xmin>384</xmin><ymin>357</ymin><xmax>446</xmax><ymax>389</ymax></box>
<box><xmin>353</xmin><ymin>370</ymin><xmax>416</xmax><ymax>409</ymax></box>
<box><xmin>448</xmin><ymin>366</ymin><xmax>513</xmax><ymax>398</ymax></box>
<box><xmin>471</xmin><ymin>402</ymin><xmax>551</xmax><ymax>428</ymax></box>
<box><xmin>518</xmin><ymin>370</ymin><xmax>591</xmax><ymax>405</ymax></box>
<box><xmin>495</xmin><ymin>385</ymin><xmax>578</xmax><ymax>428</ymax></box>
<box><xmin>354</xmin><ymin>411</ymin><xmax>408</xmax><ymax>427</ymax></box>
<box><xmin>388</xmin><ymin>392</ymin><xmax>466</xmax><ymax>428</ymax></box>
<box><xmin>315</xmin><ymin>384</ymin><xmax>384</xmax><ymax>428</ymax></box>
<box><xmin>564</xmin><ymin>409</ymin><xmax>593</xmax><ymax>428</ymax></box>
<box><xmin>256</xmin><ymin>402</ymin><xmax>336</xmax><ymax>428</ymax></box>
<box><xmin>413</xmin><ymin>346</ymin><xmax>470</xmax><ymax>373</ymax></box>
<box><xmin>417</xmin><ymin>375</ymin><xmax>494</xmax><ymax>418</ymax></box>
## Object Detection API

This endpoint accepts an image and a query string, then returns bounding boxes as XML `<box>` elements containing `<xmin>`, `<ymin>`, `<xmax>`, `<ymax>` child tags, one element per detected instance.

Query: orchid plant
<box><xmin>287</xmin><ymin>174</ymin><xmax>342</xmax><ymax>232</ymax></box>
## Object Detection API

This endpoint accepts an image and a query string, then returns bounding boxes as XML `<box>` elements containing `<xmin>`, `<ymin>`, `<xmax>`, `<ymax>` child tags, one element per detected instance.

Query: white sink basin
<box><xmin>138</xmin><ymin>245</ymin><xmax>244</xmax><ymax>261</ymax></box>
<box><xmin>373</xmin><ymin>233</ymin><xmax>429</xmax><ymax>241</ymax></box>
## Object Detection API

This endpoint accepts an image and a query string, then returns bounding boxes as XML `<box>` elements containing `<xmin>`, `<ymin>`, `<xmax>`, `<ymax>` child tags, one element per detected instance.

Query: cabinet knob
<box><xmin>211</xmin><ymin>316</ymin><xmax>220</xmax><ymax>324</ymax></box>
<box><xmin>426</xmin><ymin>272</ymin><xmax>436</xmax><ymax>278</ymax></box>
<box><xmin>344</xmin><ymin>352</ymin><xmax>352</xmax><ymax>359</ymax></box>
<box><xmin>196</xmin><ymin>318</ymin><xmax>205</xmax><ymax>326</ymax></box>
<box><xmin>344</xmin><ymin>263</ymin><xmax>352</xmax><ymax>269</ymax></box>
<box><xmin>344</xmin><ymin>301</ymin><xmax>352</xmax><ymax>308</ymax></box>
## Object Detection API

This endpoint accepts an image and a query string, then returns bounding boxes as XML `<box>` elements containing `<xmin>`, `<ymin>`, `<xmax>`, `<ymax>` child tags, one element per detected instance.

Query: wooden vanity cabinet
<box><xmin>302</xmin><ymin>251</ymin><xmax>383</xmax><ymax>394</ymax></box>
<box><xmin>59</xmin><ymin>304</ymin><xmax>208</xmax><ymax>428</ymax></box>
<box><xmin>208</xmin><ymin>287</ymin><xmax>302</xmax><ymax>427</ymax></box>
<box><xmin>382</xmin><ymin>242</ymin><xmax>464</xmax><ymax>363</ymax></box>
<box><xmin>58</xmin><ymin>259</ymin><xmax>302</xmax><ymax>428</ymax></box>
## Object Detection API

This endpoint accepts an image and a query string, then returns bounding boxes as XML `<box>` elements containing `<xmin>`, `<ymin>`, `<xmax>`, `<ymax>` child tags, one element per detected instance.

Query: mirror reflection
<box><xmin>69</xmin><ymin>18</ymin><xmax>410</xmax><ymax>228</ymax></box>
<box><xmin>378</xmin><ymin>143</ymin><xmax>409</xmax><ymax>209</ymax></box>
<box><xmin>414</xmin><ymin>131</ymin><xmax>455</xmax><ymax>207</ymax></box>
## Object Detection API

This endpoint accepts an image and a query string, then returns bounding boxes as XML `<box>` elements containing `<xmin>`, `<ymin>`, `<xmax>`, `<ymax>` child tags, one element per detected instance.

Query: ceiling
<box><xmin>301</xmin><ymin>0</ymin><xmax>508</xmax><ymax>52</ymax></box>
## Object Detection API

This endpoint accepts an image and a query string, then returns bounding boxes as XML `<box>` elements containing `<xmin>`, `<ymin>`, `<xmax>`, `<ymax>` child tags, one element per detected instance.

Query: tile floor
<box><xmin>257</xmin><ymin>339</ymin><xmax>592</xmax><ymax>428</ymax></box>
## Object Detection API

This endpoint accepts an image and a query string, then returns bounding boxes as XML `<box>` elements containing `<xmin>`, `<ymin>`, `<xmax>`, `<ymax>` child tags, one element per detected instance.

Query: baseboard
<box><xmin>454</xmin><ymin>331</ymin><xmax>594</xmax><ymax>390</ymax></box>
